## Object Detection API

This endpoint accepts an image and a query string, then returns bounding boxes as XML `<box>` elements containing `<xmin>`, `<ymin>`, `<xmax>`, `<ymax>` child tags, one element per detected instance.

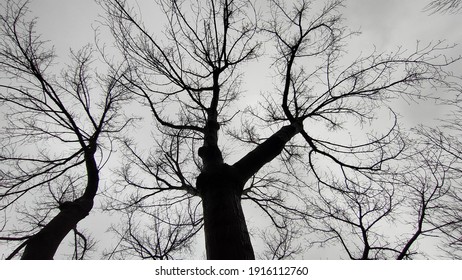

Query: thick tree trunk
<box><xmin>21</xmin><ymin>198</ymin><xmax>94</xmax><ymax>260</ymax></box>
<box><xmin>197</xmin><ymin>163</ymin><xmax>255</xmax><ymax>260</ymax></box>
<box><xmin>197</xmin><ymin>123</ymin><xmax>302</xmax><ymax>260</ymax></box>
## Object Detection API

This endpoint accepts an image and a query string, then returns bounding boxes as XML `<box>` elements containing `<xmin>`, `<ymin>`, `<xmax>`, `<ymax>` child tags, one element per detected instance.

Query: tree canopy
<box><xmin>1</xmin><ymin>0</ymin><xmax>462</xmax><ymax>259</ymax></box>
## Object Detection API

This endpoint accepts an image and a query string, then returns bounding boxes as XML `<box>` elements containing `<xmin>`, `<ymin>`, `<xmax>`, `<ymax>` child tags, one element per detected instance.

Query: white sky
<box><xmin>27</xmin><ymin>0</ymin><xmax>462</xmax><ymax>126</ymax></box>
<box><xmin>3</xmin><ymin>0</ymin><xmax>462</xmax><ymax>259</ymax></box>
<box><xmin>28</xmin><ymin>0</ymin><xmax>462</xmax><ymax>53</ymax></box>
<box><xmin>28</xmin><ymin>0</ymin><xmax>462</xmax><ymax>63</ymax></box>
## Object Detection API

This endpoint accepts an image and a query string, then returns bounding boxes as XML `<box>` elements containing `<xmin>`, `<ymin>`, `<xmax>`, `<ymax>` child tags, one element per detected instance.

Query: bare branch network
<box><xmin>1</xmin><ymin>0</ymin><xmax>462</xmax><ymax>259</ymax></box>
<box><xmin>425</xmin><ymin>0</ymin><xmax>462</xmax><ymax>14</ymax></box>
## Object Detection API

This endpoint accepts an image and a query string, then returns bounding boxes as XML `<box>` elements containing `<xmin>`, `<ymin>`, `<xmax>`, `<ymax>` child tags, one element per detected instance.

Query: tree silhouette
<box><xmin>414</xmin><ymin>116</ymin><xmax>462</xmax><ymax>258</ymax></box>
<box><xmin>99</xmin><ymin>0</ymin><xmax>460</xmax><ymax>259</ymax></box>
<box><xmin>1</xmin><ymin>0</ymin><xmax>460</xmax><ymax>260</ymax></box>
<box><xmin>0</xmin><ymin>0</ymin><xmax>131</xmax><ymax>259</ymax></box>
<box><xmin>300</xmin><ymin>130</ymin><xmax>462</xmax><ymax>259</ymax></box>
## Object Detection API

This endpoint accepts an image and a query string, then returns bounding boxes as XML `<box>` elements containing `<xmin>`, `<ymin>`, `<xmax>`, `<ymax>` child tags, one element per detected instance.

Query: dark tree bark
<box><xmin>100</xmin><ymin>0</ymin><xmax>460</xmax><ymax>260</ymax></box>
<box><xmin>21</xmin><ymin>198</ymin><xmax>94</xmax><ymax>259</ymax></box>
<box><xmin>197</xmin><ymin>123</ymin><xmax>301</xmax><ymax>259</ymax></box>
<box><xmin>0</xmin><ymin>0</ymin><xmax>130</xmax><ymax>259</ymax></box>
<box><xmin>197</xmin><ymin>163</ymin><xmax>253</xmax><ymax>259</ymax></box>
<box><xmin>21</xmin><ymin>149</ymin><xmax>99</xmax><ymax>260</ymax></box>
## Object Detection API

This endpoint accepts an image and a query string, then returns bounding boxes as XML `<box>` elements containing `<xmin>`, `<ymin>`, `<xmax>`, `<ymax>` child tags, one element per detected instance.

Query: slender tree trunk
<box><xmin>397</xmin><ymin>229</ymin><xmax>422</xmax><ymax>260</ymax></box>
<box><xmin>397</xmin><ymin>203</ymin><xmax>426</xmax><ymax>260</ymax></box>
<box><xmin>21</xmin><ymin>148</ymin><xmax>99</xmax><ymax>260</ymax></box>
<box><xmin>197</xmin><ymin>164</ymin><xmax>255</xmax><ymax>260</ymax></box>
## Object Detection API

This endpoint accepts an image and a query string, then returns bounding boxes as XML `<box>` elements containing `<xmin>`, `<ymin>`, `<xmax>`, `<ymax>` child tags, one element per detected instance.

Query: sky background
<box><xmin>2</xmin><ymin>0</ymin><xmax>462</xmax><ymax>259</ymax></box>
<box><xmin>26</xmin><ymin>0</ymin><xmax>462</xmax><ymax>127</ymax></box>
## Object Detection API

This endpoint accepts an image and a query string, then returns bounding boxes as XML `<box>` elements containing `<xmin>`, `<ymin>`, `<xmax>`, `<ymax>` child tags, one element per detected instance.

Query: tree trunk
<box><xmin>197</xmin><ymin>163</ymin><xmax>255</xmax><ymax>260</ymax></box>
<box><xmin>197</xmin><ymin>123</ymin><xmax>302</xmax><ymax>259</ymax></box>
<box><xmin>21</xmin><ymin>198</ymin><xmax>93</xmax><ymax>260</ymax></box>
<box><xmin>21</xmin><ymin>148</ymin><xmax>99</xmax><ymax>260</ymax></box>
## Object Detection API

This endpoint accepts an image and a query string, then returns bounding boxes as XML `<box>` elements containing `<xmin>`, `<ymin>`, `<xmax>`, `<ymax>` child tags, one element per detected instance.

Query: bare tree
<box><xmin>0</xmin><ymin>175</ymin><xmax>97</xmax><ymax>259</ymax></box>
<box><xmin>259</xmin><ymin>219</ymin><xmax>302</xmax><ymax>260</ymax></box>
<box><xmin>300</xmin><ymin>130</ymin><xmax>462</xmax><ymax>260</ymax></box>
<box><xmin>103</xmin><ymin>206</ymin><xmax>202</xmax><ymax>260</ymax></box>
<box><xmin>97</xmin><ymin>0</ymin><xmax>460</xmax><ymax>259</ymax></box>
<box><xmin>395</xmin><ymin>136</ymin><xmax>460</xmax><ymax>259</ymax></box>
<box><xmin>0</xmin><ymin>0</ymin><xmax>130</xmax><ymax>259</ymax></box>
<box><xmin>302</xmin><ymin>171</ymin><xmax>401</xmax><ymax>259</ymax></box>
<box><xmin>414</xmin><ymin>124</ymin><xmax>462</xmax><ymax>258</ymax></box>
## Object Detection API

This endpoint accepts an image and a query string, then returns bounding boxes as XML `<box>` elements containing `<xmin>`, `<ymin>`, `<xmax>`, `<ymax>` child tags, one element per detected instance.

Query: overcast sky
<box><xmin>27</xmin><ymin>0</ymin><xmax>462</xmax><ymax>127</ymax></box>
<box><xmin>4</xmin><ymin>0</ymin><xmax>462</xmax><ymax>259</ymax></box>
<box><xmin>27</xmin><ymin>0</ymin><xmax>462</xmax><ymax>58</ymax></box>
